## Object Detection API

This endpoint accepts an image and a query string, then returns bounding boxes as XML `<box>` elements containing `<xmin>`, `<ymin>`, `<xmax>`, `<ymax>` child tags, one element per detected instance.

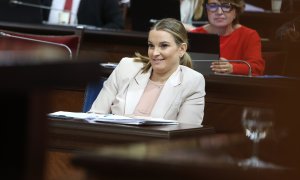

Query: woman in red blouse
<box><xmin>191</xmin><ymin>0</ymin><xmax>265</xmax><ymax>76</ymax></box>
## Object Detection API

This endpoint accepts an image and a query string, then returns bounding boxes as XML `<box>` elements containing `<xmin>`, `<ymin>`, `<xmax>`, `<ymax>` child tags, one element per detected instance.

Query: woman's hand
<box><xmin>210</xmin><ymin>57</ymin><xmax>233</xmax><ymax>74</ymax></box>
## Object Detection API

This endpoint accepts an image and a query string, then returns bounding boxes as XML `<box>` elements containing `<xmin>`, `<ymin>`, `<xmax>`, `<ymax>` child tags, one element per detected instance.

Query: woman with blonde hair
<box><xmin>89</xmin><ymin>18</ymin><xmax>206</xmax><ymax>125</ymax></box>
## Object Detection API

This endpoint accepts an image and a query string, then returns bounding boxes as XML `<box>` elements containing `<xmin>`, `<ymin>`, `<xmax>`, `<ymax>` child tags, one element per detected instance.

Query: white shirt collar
<box><xmin>48</xmin><ymin>0</ymin><xmax>81</xmax><ymax>25</ymax></box>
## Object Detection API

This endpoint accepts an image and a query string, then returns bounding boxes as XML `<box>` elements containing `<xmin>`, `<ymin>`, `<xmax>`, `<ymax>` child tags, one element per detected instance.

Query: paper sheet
<box><xmin>48</xmin><ymin>111</ymin><xmax>179</xmax><ymax>125</ymax></box>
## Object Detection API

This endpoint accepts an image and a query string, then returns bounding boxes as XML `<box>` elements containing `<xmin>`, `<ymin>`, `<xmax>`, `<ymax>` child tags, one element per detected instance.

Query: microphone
<box><xmin>192</xmin><ymin>59</ymin><xmax>252</xmax><ymax>77</ymax></box>
<box><xmin>9</xmin><ymin>0</ymin><xmax>55</xmax><ymax>10</ymax></box>
<box><xmin>0</xmin><ymin>31</ymin><xmax>73</xmax><ymax>60</ymax></box>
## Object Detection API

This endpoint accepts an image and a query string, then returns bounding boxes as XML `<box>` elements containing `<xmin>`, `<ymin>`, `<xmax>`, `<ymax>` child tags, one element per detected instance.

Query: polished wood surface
<box><xmin>49</xmin><ymin>118</ymin><xmax>215</xmax><ymax>151</ymax></box>
<box><xmin>2</xmin><ymin>90</ymin><xmax>48</xmax><ymax>180</ymax></box>
<box><xmin>72</xmin><ymin>133</ymin><xmax>300</xmax><ymax>180</ymax></box>
<box><xmin>204</xmin><ymin>75</ymin><xmax>300</xmax><ymax>133</ymax></box>
<box><xmin>0</xmin><ymin>58</ymin><xmax>112</xmax><ymax>180</ymax></box>
<box><xmin>44</xmin><ymin>151</ymin><xmax>85</xmax><ymax>180</ymax></box>
<box><xmin>48</xmin><ymin>88</ymin><xmax>85</xmax><ymax>113</ymax></box>
<box><xmin>80</xmin><ymin>28</ymin><xmax>147</xmax><ymax>61</ymax></box>
<box><xmin>0</xmin><ymin>58</ymin><xmax>112</xmax><ymax>89</ymax></box>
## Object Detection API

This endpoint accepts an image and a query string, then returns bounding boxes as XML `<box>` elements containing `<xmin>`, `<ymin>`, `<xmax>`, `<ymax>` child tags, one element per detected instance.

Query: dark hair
<box><xmin>134</xmin><ymin>18</ymin><xmax>192</xmax><ymax>73</ymax></box>
<box><xmin>276</xmin><ymin>16</ymin><xmax>300</xmax><ymax>41</ymax></box>
<box><xmin>204</xmin><ymin>0</ymin><xmax>245</xmax><ymax>25</ymax></box>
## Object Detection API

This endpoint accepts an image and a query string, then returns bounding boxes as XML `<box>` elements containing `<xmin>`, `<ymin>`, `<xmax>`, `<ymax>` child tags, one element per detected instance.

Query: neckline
<box><xmin>149</xmin><ymin>79</ymin><xmax>165</xmax><ymax>87</ymax></box>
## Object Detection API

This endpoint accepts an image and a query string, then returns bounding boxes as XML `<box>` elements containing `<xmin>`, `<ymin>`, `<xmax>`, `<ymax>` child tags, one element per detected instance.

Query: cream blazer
<box><xmin>89</xmin><ymin>57</ymin><xmax>206</xmax><ymax>125</ymax></box>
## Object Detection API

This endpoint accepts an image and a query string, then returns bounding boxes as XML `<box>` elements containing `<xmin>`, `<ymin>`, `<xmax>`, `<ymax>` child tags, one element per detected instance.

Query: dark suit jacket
<box><xmin>42</xmin><ymin>0</ymin><xmax>124</xmax><ymax>29</ymax></box>
<box><xmin>281</xmin><ymin>0</ymin><xmax>300</xmax><ymax>12</ymax></box>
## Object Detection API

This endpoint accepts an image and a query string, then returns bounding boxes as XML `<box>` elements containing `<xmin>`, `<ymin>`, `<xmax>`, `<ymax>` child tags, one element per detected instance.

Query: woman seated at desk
<box><xmin>89</xmin><ymin>18</ymin><xmax>206</xmax><ymax>125</ymax></box>
<box><xmin>190</xmin><ymin>0</ymin><xmax>265</xmax><ymax>76</ymax></box>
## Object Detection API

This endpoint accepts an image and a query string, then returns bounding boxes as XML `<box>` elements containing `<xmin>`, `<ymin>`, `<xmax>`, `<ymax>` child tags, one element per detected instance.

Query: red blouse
<box><xmin>191</xmin><ymin>26</ymin><xmax>265</xmax><ymax>76</ymax></box>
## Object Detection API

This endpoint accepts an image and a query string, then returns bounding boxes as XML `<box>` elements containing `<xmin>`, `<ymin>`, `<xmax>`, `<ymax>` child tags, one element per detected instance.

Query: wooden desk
<box><xmin>0</xmin><ymin>58</ymin><xmax>111</xmax><ymax>180</ymax></box>
<box><xmin>46</xmin><ymin>115</ymin><xmax>214</xmax><ymax>180</ymax></box>
<box><xmin>204</xmin><ymin>75</ymin><xmax>300</xmax><ymax>133</ymax></box>
<box><xmin>2</xmin><ymin>20</ymin><xmax>296</xmax><ymax>76</ymax></box>
<box><xmin>0</xmin><ymin>21</ymin><xmax>283</xmax><ymax>61</ymax></box>
<box><xmin>0</xmin><ymin>21</ymin><xmax>148</xmax><ymax>62</ymax></box>
<box><xmin>45</xmin><ymin>74</ymin><xmax>300</xmax><ymax>180</ymax></box>
<box><xmin>1</xmin><ymin>21</ymin><xmax>294</xmax><ymax>77</ymax></box>
<box><xmin>49</xmin><ymin>118</ymin><xmax>215</xmax><ymax>151</ymax></box>
<box><xmin>72</xmin><ymin>133</ymin><xmax>300</xmax><ymax>180</ymax></box>
<box><xmin>48</xmin><ymin>74</ymin><xmax>300</xmax><ymax>133</ymax></box>
<box><xmin>80</xmin><ymin>28</ymin><xmax>147</xmax><ymax>62</ymax></box>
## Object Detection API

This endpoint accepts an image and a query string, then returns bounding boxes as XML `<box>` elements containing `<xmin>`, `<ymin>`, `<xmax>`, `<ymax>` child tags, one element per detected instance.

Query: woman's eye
<box><xmin>160</xmin><ymin>44</ymin><xmax>169</xmax><ymax>48</ymax></box>
<box><xmin>148</xmin><ymin>44</ymin><xmax>154</xmax><ymax>48</ymax></box>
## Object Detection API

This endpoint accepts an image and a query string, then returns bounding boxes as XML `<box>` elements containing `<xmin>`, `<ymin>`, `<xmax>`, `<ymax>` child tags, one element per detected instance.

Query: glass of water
<box><xmin>238</xmin><ymin>107</ymin><xmax>282</xmax><ymax>169</ymax></box>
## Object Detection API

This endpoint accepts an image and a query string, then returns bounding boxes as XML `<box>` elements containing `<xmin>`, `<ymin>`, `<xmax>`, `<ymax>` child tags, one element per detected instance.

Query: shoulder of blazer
<box><xmin>115</xmin><ymin>57</ymin><xmax>144</xmax><ymax>78</ymax></box>
<box><xmin>179</xmin><ymin>66</ymin><xmax>206</xmax><ymax>95</ymax></box>
<box><xmin>180</xmin><ymin>65</ymin><xmax>204</xmax><ymax>79</ymax></box>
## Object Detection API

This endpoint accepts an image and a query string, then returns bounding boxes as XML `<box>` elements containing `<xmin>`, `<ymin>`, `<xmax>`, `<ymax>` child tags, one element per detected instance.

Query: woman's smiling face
<box><xmin>148</xmin><ymin>29</ymin><xmax>185</xmax><ymax>75</ymax></box>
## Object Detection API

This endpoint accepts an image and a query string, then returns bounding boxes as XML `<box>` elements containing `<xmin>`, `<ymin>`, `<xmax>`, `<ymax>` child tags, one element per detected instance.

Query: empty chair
<box><xmin>0</xmin><ymin>29</ymin><xmax>82</xmax><ymax>60</ymax></box>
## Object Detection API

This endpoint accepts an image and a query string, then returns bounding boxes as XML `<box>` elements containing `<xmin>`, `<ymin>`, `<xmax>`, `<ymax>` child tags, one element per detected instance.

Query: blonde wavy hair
<box><xmin>134</xmin><ymin>18</ymin><xmax>192</xmax><ymax>73</ymax></box>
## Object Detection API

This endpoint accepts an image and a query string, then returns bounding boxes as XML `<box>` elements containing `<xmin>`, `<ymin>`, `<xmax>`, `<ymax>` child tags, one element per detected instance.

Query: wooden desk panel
<box><xmin>48</xmin><ymin>89</ymin><xmax>85</xmax><ymax>113</ymax></box>
<box><xmin>49</xmin><ymin>118</ymin><xmax>215</xmax><ymax>151</ymax></box>
<box><xmin>46</xmin><ymin>117</ymin><xmax>214</xmax><ymax>180</ymax></box>
<box><xmin>72</xmin><ymin>133</ymin><xmax>300</xmax><ymax>180</ymax></box>
<box><xmin>44</xmin><ymin>151</ymin><xmax>86</xmax><ymax>180</ymax></box>
<box><xmin>0</xmin><ymin>21</ymin><xmax>82</xmax><ymax>35</ymax></box>
<box><xmin>79</xmin><ymin>29</ymin><xmax>148</xmax><ymax>61</ymax></box>
<box><xmin>0</xmin><ymin>59</ymin><xmax>110</xmax><ymax>180</ymax></box>
<box><xmin>0</xmin><ymin>21</ymin><xmax>283</xmax><ymax>60</ymax></box>
<box><xmin>203</xmin><ymin>75</ymin><xmax>300</xmax><ymax>133</ymax></box>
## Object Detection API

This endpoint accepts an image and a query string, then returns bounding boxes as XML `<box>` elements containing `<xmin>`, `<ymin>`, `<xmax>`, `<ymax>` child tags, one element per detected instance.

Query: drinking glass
<box><xmin>238</xmin><ymin>107</ymin><xmax>281</xmax><ymax>169</ymax></box>
<box><xmin>271</xmin><ymin>0</ymin><xmax>282</xmax><ymax>13</ymax></box>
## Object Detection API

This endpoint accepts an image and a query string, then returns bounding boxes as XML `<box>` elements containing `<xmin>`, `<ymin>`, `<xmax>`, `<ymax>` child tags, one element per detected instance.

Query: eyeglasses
<box><xmin>206</xmin><ymin>3</ymin><xmax>234</xmax><ymax>12</ymax></box>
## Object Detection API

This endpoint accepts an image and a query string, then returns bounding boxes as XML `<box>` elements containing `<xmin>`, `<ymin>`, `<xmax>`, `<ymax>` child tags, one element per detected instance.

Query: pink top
<box><xmin>133</xmin><ymin>80</ymin><xmax>164</xmax><ymax>116</ymax></box>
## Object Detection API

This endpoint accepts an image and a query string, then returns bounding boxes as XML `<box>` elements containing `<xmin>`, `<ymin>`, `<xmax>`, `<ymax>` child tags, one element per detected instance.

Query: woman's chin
<box><xmin>151</xmin><ymin>64</ymin><xmax>165</xmax><ymax>72</ymax></box>
<box><xmin>151</xmin><ymin>60</ymin><xmax>164</xmax><ymax>67</ymax></box>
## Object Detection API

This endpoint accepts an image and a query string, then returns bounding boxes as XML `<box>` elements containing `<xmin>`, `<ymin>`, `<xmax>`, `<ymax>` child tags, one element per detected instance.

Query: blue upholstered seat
<box><xmin>82</xmin><ymin>78</ymin><xmax>106</xmax><ymax>112</ymax></box>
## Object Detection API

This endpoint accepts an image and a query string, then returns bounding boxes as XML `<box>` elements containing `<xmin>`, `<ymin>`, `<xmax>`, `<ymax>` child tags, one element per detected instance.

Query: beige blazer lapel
<box><xmin>151</xmin><ymin>67</ymin><xmax>182</xmax><ymax>118</ymax></box>
<box><xmin>125</xmin><ymin>69</ymin><xmax>151</xmax><ymax>114</ymax></box>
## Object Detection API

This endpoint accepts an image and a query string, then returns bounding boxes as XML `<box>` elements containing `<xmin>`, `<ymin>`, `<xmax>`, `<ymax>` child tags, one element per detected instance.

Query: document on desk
<box><xmin>48</xmin><ymin>111</ymin><xmax>179</xmax><ymax>126</ymax></box>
